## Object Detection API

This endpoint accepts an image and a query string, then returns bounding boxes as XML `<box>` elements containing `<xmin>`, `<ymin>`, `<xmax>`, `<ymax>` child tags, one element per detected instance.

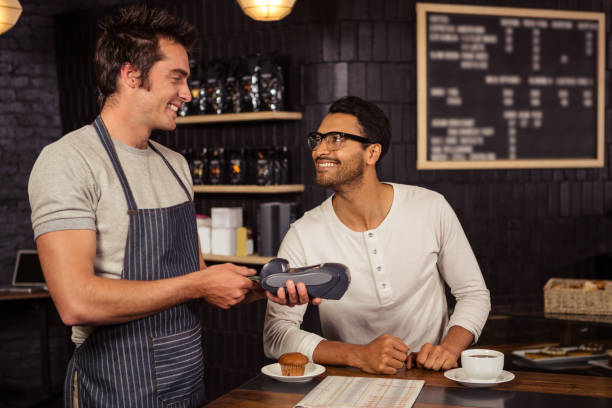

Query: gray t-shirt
<box><xmin>28</xmin><ymin>124</ymin><xmax>193</xmax><ymax>345</ymax></box>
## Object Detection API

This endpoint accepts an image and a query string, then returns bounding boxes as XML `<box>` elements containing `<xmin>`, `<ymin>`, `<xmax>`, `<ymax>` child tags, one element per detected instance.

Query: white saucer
<box><xmin>261</xmin><ymin>362</ymin><xmax>325</xmax><ymax>383</ymax></box>
<box><xmin>444</xmin><ymin>368</ymin><xmax>515</xmax><ymax>388</ymax></box>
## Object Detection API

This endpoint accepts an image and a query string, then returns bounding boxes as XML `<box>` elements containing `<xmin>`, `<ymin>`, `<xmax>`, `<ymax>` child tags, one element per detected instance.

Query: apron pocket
<box><xmin>152</xmin><ymin>326</ymin><xmax>204</xmax><ymax>405</ymax></box>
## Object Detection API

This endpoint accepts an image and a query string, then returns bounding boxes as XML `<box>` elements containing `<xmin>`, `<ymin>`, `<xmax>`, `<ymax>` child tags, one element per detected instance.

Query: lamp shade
<box><xmin>0</xmin><ymin>0</ymin><xmax>22</xmax><ymax>35</ymax></box>
<box><xmin>237</xmin><ymin>0</ymin><xmax>296</xmax><ymax>22</ymax></box>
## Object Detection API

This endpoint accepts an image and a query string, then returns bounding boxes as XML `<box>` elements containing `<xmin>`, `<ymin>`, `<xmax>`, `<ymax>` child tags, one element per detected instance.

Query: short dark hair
<box><xmin>328</xmin><ymin>96</ymin><xmax>391</xmax><ymax>159</ymax></box>
<box><xmin>94</xmin><ymin>5</ymin><xmax>197</xmax><ymax>106</ymax></box>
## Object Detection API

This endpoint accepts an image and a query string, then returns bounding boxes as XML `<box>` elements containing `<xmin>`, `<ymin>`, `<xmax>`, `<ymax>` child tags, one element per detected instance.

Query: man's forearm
<box><xmin>440</xmin><ymin>325</ymin><xmax>474</xmax><ymax>356</ymax></box>
<box><xmin>37</xmin><ymin>229</ymin><xmax>200</xmax><ymax>326</ymax></box>
<box><xmin>61</xmin><ymin>273</ymin><xmax>200</xmax><ymax>326</ymax></box>
<box><xmin>313</xmin><ymin>334</ymin><xmax>410</xmax><ymax>375</ymax></box>
<box><xmin>313</xmin><ymin>340</ymin><xmax>364</xmax><ymax>367</ymax></box>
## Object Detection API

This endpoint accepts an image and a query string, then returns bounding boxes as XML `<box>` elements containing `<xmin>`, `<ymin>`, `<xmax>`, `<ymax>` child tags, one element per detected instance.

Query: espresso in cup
<box><xmin>461</xmin><ymin>349</ymin><xmax>504</xmax><ymax>380</ymax></box>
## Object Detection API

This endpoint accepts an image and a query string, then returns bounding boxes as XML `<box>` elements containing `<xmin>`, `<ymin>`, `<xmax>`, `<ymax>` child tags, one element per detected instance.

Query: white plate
<box><xmin>261</xmin><ymin>362</ymin><xmax>325</xmax><ymax>383</ymax></box>
<box><xmin>512</xmin><ymin>347</ymin><xmax>607</xmax><ymax>365</ymax></box>
<box><xmin>444</xmin><ymin>368</ymin><xmax>515</xmax><ymax>388</ymax></box>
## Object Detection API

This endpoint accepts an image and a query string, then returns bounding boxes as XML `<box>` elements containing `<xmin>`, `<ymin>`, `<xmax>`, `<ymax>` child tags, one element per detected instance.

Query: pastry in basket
<box><xmin>582</xmin><ymin>281</ymin><xmax>599</xmax><ymax>291</ymax></box>
<box><xmin>540</xmin><ymin>346</ymin><xmax>567</xmax><ymax>356</ymax></box>
<box><xmin>524</xmin><ymin>346</ymin><xmax>566</xmax><ymax>359</ymax></box>
<box><xmin>578</xmin><ymin>343</ymin><xmax>604</xmax><ymax>353</ymax></box>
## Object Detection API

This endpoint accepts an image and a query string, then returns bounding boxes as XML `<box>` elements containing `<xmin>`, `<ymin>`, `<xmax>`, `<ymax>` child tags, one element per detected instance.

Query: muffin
<box><xmin>279</xmin><ymin>352</ymin><xmax>308</xmax><ymax>376</ymax></box>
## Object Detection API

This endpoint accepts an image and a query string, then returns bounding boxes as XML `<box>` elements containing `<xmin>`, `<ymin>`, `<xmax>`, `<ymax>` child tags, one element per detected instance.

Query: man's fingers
<box><xmin>378</xmin><ymin>334</ymin><xmax>409</xmax><ymax>353</ymax></box>
<box><xmin>424</xmin><ymin>347</ymin><xmax>457</xmax><ymax>371</ymax></box>
<box><xmin>416</xmin><ymin>344</ymin><xmax>432</xmax><ymax>367</ymax></box>
<box><xmin>266</xmin><ymin>291</ymin><xmax>286</xmax><ymax>305</ymax></box>
<box><xmin>441</xmin><ymin>358</ymin><xmax>458</xmax><ymax>371</ymax></box>
<box><xmin>232</xmin><ymin>294</ymin><xmax>246</xmax><ymax>306</ymax></box>
<box><xmin>285</xmin><ymin>280</ymin><xmax>298</xmax><ymax>304</ymax></box>
<box><xmin>389</xmin><ymin>348</ymin><xmax>408</xmax><ymax>363</ymax></box>
<box><xmin>429</xmin><ymin>353</ymin><xmax>444</xmax><ymax>371</ymax></box>
<box><xmin>241</xmin><ymin>277</ymin><xmax>257</xmax><ymax>290</ymax></box>
<box><xmin>295</xmin><ymin>282</ymin><xmax>310</xmax><ymax>304</ymax></box>
<box><xmin>276</xmin><ymin>287</ymin><xmax>287</xmax><ymax>303</ymax></box>
<box><xmin>386</xmin><ymin>356</ymin><xmax>405</xmax><ymax>370</ymax></box>
<box><xmin>423</xmin><ymin>347</ymin><xmax>444</xmax><ymax>370</ymax></box>
<box><xmin>227</xmin><ymin>263</ymin><xmax>256</xmax><ymax>276</ymax></box>
<box><xmin>377</xmin><ymin>364</ymin><xmax>398</xmax><ymax>375</ymax></box>
<box><xmin>391</xmin><ymin>339</ymin><xmax>410</xmax><ymax>354</ymax></box>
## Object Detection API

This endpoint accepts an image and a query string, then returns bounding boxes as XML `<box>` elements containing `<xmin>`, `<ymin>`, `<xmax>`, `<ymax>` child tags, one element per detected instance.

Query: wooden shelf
<box><xmin>176</xmin><ymin>111</ymin><xmax>302</xmax><ymax>124</ymax></box>
<box><xmin>193</xmin><ymin>184</ymin><xmax>304</xmax><ymax>194</ymax></box>
<box><xmin>203</xmin><ymin>253</ymin><xmax>273</xmax><ymax>265</ymax></box>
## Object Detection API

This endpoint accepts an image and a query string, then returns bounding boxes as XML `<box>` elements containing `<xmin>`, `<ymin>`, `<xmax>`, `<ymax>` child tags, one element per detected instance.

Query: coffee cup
<box><xmin>460</xmin><ymin>349</ymin><xmax>504</xmax><ymax>380</ymax></box>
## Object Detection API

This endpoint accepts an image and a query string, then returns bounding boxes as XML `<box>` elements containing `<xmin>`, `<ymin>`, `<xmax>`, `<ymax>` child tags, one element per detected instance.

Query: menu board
<box><xmin>416</xmin><ymin>3</ymin><xmax>605</xmax><ymax>169</ymax></box>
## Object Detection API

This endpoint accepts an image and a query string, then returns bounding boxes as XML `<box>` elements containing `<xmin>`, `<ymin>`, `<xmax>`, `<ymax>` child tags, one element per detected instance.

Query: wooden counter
<box><xmin>204</xmin><ymin>365</ymin><xmax>612</xmax><ymax>407</ymax></box>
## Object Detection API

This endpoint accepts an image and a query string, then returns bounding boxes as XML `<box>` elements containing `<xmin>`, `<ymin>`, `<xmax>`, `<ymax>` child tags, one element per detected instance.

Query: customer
<box><xmin>28</xmin><ymin>5</ymin><xmax>279</xmax><ymax>406</ymax></box>
<box><xmin>263</xmin><ymin>96</ymin><xmax>491</xmax><ymax>374</ymax></box>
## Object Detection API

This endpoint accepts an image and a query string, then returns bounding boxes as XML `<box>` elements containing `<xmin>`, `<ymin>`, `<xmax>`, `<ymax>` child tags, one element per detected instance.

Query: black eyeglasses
<box><xmin>307</xmin><ymin>131</ymin><xmax>371</xmax><ymax>151</ymax></box>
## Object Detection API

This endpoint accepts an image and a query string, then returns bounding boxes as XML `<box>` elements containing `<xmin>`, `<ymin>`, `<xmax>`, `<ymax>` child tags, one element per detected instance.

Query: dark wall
<box><xmin>0</xmin><ymin>1</ymin><xmax>130</xmax><ymax>406</ymax></box>
<box><xmin>0</xmin><ymin>0</ymin><xmax>133</xmax><ymax>280</ymax></box>
<box><xmin>51</xmin><ymin>0</ymin><xmax>612</xmax><ymax>400</ymax></box>
<box><xmin>3</xmin><ymin>0</ymin><xmax>612</xmax><ymax>405</ymax></box>
<box><xmin>55</xmin><ymin>0</ymin><xmax>612</xmax><ymax>305</ymax></box>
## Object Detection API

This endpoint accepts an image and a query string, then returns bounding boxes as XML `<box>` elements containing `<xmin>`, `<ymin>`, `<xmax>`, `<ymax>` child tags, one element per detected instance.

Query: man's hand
<box><xmin>243</xmin><ymin>283</ymin><xmax>267</xmax><ymax>303</ymax></box>
<box><xmin>407</xmin><ymin>343</ymin><xmax>459</xmax><ymax>371</ymax></box>
<box><xmin>193</xmin><ymin>263</ymin><xmax>257</xmax><ymax>309</ymax></box>
<box><xmin>265</xmin><ymin>280</ymin><xmax>323</xmax><ymax>307</ymax></box>
<box><xmin>355</xmin><ymin>334</ymin><xmax>410</xmax><ymax>374</ymax></box>
<box><xmin>407</xmin><ymin>326</ymin><xmax>473</xmax><ymax>371</ymax></box>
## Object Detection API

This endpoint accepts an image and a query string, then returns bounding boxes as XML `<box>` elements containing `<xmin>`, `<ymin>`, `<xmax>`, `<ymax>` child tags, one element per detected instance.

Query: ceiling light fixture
<box><xmin>236</xmin><ymin>0</ymin><xmax>296</xmax><ymax>22</ymax></box>
<box><xmin>0</xmin><ymin>0</ymin><xmax>22</xmax><ymax>35</ymax></box>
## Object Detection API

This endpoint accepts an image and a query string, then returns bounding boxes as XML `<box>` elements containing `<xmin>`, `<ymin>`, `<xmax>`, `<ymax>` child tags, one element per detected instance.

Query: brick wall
<box><xmin>0</xmin><ymin>0</ymin><xmax>132</xmax><ymax>281</ymax></box>
<box><xmin>0</xmin><ymin>2</ymin><xmax>128</xmax><ymax>406</ymax></box>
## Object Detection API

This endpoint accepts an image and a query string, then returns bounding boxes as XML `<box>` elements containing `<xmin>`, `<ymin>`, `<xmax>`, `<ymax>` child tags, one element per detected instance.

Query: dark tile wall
<box><xmin>52</xmin><ymin>0</ymin><xmax>612</xmax><ymax>401</ymax></box>
<box><xmin>0</xmin><ymin>1</ymin><xmax>130</xmax><ymax>406</ymax></box>
<box><xmin>3</xmin><ymin>0</ymin><xmax>612</xmax><ymax>405</ymax></box>
<box><xmin>0</xmin><ymin>0</ymin><xmax>131</xmax><ymax>278</ymax></box>
<box><xmin>160</xmin><ymin>0</ymin><xmax>612</xmax><ymax>308</ymax></box>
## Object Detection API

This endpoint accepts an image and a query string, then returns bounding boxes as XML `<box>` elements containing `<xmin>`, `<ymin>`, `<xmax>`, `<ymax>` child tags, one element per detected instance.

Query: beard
<box><xmin>315</xmin><ymin>152</ymin><xmax>365</xmax><ymax>189</ymax></box>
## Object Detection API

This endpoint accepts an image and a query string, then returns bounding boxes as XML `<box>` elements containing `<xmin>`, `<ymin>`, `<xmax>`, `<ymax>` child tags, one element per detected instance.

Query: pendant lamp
<box><xmin>237</xmin><ymin>0</ymin><xmax>296</xmax><ymax>22</ymax></box>
<box><xmin>0</xmin><ymin>0</ymin><xmax>21</xmax><ymax>35</ymax></box>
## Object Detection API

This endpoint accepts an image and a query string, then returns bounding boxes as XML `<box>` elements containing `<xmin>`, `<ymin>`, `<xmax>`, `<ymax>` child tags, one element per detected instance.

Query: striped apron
<box><xmin>63</xmin><ymin>116</ymin><xmax>205</xmax><ymax>407</ymax></box>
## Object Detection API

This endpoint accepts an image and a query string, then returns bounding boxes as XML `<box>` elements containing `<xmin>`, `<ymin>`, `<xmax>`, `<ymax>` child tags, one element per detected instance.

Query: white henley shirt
<box><xmin>263</xmin><ymin>183</ymin><xmax>490</xmax><ymax>361</ymax></box>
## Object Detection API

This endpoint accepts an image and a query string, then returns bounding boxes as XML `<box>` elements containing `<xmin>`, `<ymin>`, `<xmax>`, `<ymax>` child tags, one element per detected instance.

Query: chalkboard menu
<box><xmin>416</xmin><ymin>3</ymin><xmax>605</xmax><ymax>169</ymax></box>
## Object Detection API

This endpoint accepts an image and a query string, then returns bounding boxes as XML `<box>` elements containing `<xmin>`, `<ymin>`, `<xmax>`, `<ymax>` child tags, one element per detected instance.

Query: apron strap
<box><xmin>93</xmin><ymin>116</ymin><xmax>138</xmax><ymax>211</ymax></box>
<box><xmin>149</xmin><ymin>142</ymin><xmax>192</xmax><ymax>202</ymax></box>
<box><xmin>93</xmin><ymin>116</ymin><xmax>193</xmax><ymax>210</ymax></box>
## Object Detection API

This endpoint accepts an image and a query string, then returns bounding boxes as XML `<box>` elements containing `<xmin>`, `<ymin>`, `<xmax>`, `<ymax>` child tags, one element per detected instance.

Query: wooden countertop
<box><xmin>205</xmin><ymin>365</ymin><xmax>612</xmax><ymax>407</ymax></box>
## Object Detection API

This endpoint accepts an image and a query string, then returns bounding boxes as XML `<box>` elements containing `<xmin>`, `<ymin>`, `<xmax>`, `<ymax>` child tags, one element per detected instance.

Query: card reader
<box><xmin>259</xmin><ymin>258</ymin><xmax>351</xmax><ymax>300</ymax></box>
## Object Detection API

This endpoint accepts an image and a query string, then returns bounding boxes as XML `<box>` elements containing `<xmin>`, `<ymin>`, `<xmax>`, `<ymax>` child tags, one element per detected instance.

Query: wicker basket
<box><xmin>543</xmin><ymin>278</ymin><xmax>612</xmax><ymax>315</ymax></box>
